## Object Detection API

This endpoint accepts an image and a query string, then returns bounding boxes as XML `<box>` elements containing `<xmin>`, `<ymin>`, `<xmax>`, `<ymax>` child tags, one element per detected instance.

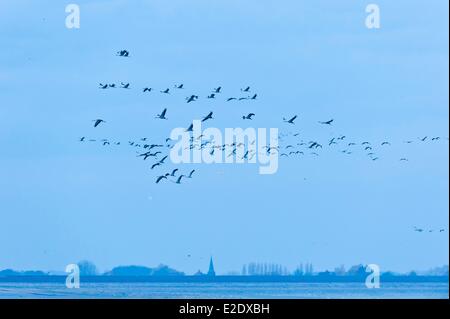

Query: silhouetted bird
<box><xmin>159</xmin><ymin>156</ymin><xmax>168</xmax><ymax>164</ymax></box>
<box><xmin>156</xmin><ymin>175</ymin><xmax>168</xmax><ymax>184</ymax></box>
<box><xmin>187</xmin><ymin>170</ymin><xmax>195</xmax><ymax>178</ymax></box>
<box><xmin>151</xmin><ymin>162</ymin><xmax>161</xmax><ymax>170</ymax></box>
<box><xmin>201</xmin><ymin>112</ymin><xmax>214</xmax><ymax>122</ymax></box>
<box><xmin>121</xmin><ymin>82</ymin><xmax>130</xmax><ymax>89</ymax></box>
<box><xmin>161</xmin><ymin>88</ymin><xmax>170</xmax><ymax>94</ymax></box>
<box><xmin>117</xmin><ymin>50</ymin><xmax>129</xmax><ymax>57</ymax></box>
<box><xmin>186</xmin><ymin>95</ymin><xmax>198</xmax><ymax>103</ymax></box>
<box><xmin>283</xmin><ymin>115</ymin><xmax>297</xmax><ymax>124</ymax></box>
<box><xmin>319</xmin><ymin>119</ymin><xmax>334</xmax><ymax>125</ymax></box>
<box><xmin>93</xmin><ymin>119</ymin><xmax>105</xmax><ymax>127</ymax></box>
<box><xmin>156</xmin><ymin>108</ymin><xmax>168</xmax><ymax>120</ymax></box>
<box><xmin>175</xmin><ymin>175</ymin><xmax>185</xmax><ymax>184</ymax></box>
<box><xmin>243</xmin><ymin>113</ymin><xmax>255</xmax><ymax>120</ymax></box>
<box><xmin>143</xmin><ymin>87</ymin><xmax>152</xmax><ymax>92</ymax></box>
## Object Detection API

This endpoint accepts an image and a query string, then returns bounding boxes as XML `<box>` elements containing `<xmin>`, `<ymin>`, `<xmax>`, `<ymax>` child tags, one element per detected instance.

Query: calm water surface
<box><xmin>0</xmin><ymin>282</ymin><xmax>448</xmax><ymax>299</ymax></box>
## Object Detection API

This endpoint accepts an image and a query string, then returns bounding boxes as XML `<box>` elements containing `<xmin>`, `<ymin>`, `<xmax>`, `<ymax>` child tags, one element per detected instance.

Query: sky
<box><xmin>0</xmin><ymin>0</ymin><xmax>448</xmax><ymax>275</ymax></box>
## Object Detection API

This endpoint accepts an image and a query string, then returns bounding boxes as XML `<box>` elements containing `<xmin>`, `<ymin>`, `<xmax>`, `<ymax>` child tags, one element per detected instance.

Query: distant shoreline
<box><xmin>0</xmin><ymin>275</ymin><xmax>448</xmax><ymax>283</ymax></box>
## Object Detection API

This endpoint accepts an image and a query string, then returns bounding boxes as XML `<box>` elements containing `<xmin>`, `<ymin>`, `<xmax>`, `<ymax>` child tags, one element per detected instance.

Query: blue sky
<box><xmin>0</xmin><ymin>0</ymin><xmax>448</xmax><ymax>274</ymax></box>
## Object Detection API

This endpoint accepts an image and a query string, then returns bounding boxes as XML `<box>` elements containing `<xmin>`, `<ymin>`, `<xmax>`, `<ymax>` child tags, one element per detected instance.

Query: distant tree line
<box><xmin>1</xmin><ymin>261</ymin><xmax>448</xmax><ymax>278</ymax></box>
<box><xmin>241</xmin><ymin>263</ymin><xmax>291</xmax><ymax>276</ymax></box>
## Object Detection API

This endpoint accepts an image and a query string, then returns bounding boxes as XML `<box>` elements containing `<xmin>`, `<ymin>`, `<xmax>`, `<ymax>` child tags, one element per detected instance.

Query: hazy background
<box><xmin>0</xmin><ymin>0</ymin><xmax>448</xmax><ymax>275</ymax></box>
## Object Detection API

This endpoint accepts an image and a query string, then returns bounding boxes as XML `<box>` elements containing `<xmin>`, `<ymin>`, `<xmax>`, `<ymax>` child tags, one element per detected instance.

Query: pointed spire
<box><xmin>207</xmin><ymin>256</ymin><xmax>216</xmax><ymax>276</ymax></box>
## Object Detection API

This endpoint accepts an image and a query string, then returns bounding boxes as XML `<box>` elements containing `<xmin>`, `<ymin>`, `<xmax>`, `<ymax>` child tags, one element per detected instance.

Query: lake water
<box><xmin>0</xmin><ymin>282</ymin><xmax>448</xmax><ymax>299</ymax></box>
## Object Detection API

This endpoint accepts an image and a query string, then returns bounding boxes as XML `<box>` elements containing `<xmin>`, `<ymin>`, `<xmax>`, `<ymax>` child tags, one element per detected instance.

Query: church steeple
<box><xmin>207</xmin><ymin>257</ymin><xmax>216</xmax><ymax>276</ymax></box>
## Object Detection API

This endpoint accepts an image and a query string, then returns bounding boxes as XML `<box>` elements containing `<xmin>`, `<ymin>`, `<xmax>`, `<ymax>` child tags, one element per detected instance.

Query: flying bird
<box><xmin>120</xmin><ymin>82</ymin><xmax>130</xmax><ymax>89</ymax></box>
<box><xmin>319</xmin><ymin>119</ymin><xmax>334</xmax><ymax>125</ymax></box>
<box><xmin>156</xmin><ymin>108</ymin><xmax>168</xmax><ymax>120</ymax></box>
<box><xmin>156</xmin><ymin>175</ymin><xmax>168</xmax><ymax>184</ymax></box>
<box><xmin>151</xmin><ymin>162</ymin><xmax>161</xmax><ymax>169</ymax></box>
<box><xmin>242</xmin><ymin>113</ymin><xmax>255</xmax><ymax>120</ymax></box>
<box><xmin>201</xmin><ymin>112</ymin><xmax>214</xmax><ymax>122</ymax></box>
<box><xmin>186</xmin><ymin>95</ymin><xmax>198</xmax><ymax>103</ymax></box>
<box><xmin>93</xmin><ymin>119</ymin><xmax>105</xmax><ymax>127</ymax></box>
<box><xmin>159</xmin><ymin>156</ymin><xmax>168</xmax><ymax>164</ymax></box>
<box><xmin>116</xmin><ymin>50</ymin><xmax>129</xmax><ymax>57</ymax></box>
<box><xmin>174</xmin><ymin>175</ymin><xmax>185</xmax><ymax>184</ymax></box>
<box><xmin>187</xmin><ymin>169</ymin><xmax>195</xmax><ymax>178</ymax></box>
<box><xmin>283</xmin><ymin>115</ymin><xmax>297</xmax><ymax>124</ymax></box>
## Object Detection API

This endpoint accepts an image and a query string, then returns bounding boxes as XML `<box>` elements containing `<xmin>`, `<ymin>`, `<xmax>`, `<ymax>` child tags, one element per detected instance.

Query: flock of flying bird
<box><xmin>82</xmin><ymin>50</ymin><xmax>448</xmax><ymax>233</ymax></box>
<box><xmin>98</xmin><ymin>81</ymin><xmax>258</xmax><ymax>103</ymax></box>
